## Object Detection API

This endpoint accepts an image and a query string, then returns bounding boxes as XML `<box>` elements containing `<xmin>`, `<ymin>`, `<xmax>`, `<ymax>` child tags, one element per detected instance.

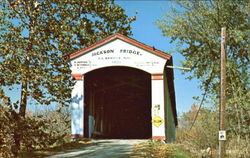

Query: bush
<box><xmin>227</xmin><ymin>137</ymin><xmax>250</xmax><ymax>158</ymax></box>
<box><xmin>0</xmin><ymin>106</ymin><xmax>15</xmax><ymax>158</ymax></box>
<box><xmin>177</xmin><ymin>105</ymin><xmax>218</xmax><ymax>151</ymax></box>
<box><xmin>177</xmin><ymin>104</ymin><xmax>250</xmax><ymax>158</ymax></box>
<box><xmin>20</xmin><ymin>109</ymin><xmax>71</xmax><ymax>151</ymax></box>
<box><xmin>0</xmin><ymin>105</ymin><xmax>71</xmax><ymax>157</ymax></box>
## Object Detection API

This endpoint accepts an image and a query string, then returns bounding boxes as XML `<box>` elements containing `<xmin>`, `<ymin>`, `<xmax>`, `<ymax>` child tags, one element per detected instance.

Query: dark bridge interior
<box><xmin>84</xmin><ymin>66</ymin><xmax>152</xmax><ymax>139</ymax></box>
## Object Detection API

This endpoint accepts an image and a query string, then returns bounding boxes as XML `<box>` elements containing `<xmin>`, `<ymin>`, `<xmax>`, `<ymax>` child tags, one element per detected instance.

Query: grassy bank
<box><xmin>19</xmin><ymin>139</ymin><xmax>91</xmax><ymax>158</ymax></box>
<box><xmin>130</xmin><ymin>140</ymin><xmax>196</xmax><ymax>158</ymax></box>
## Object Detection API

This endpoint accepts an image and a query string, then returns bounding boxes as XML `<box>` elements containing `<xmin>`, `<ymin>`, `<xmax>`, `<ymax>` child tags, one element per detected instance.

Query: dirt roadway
<box><xmin>46</xmin><ymin>139</ymin><xmax>146</xmax><ymax>158</ymax></box>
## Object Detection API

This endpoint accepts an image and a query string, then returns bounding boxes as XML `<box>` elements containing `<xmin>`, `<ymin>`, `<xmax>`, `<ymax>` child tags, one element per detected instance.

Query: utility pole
<box><xmin>219</xmin><ymin>27</ymin><xmax>227</xmax><ymax>158</ymax></box>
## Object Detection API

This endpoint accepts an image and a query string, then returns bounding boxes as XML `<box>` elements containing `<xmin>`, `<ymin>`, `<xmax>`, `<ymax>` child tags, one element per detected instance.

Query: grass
<box><xmin>19</xmin><ymin>138</ymin><xmax>91</xmax><ymax>158</ymax></box>
<box><xmin>130</xmin><ymin>140</ymin><xmax>197</xmax><ymax>158</ymax></box>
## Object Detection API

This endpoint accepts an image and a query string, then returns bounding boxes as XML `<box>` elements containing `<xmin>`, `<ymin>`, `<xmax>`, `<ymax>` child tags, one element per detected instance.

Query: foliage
<box><xmin>176</xmin><ymin>104</ymin><xmax>217</xmax><ymax>157</ymax></box>
<box><xmin>0</xmin><ymin>105</ymin><xmax>72</xmax><ymax>157</ymax></box>
<box><xmin>130</xmin><ymin>140</ymin><xmax>195</xmax><ymax>158</ymax></box>
<box><xmin>0</xmin><ymin>0</ymin><xmax>135</xmax><ymax>156</ymax></box>
<box><xmin>0</xmin><ymin>0</ymin><xmax>135</xmax><ymax>111</ymax></box>
<box><xmin>177</xmin><ymin>104</ymin><xmax>250</xmax><ymax>157</ymax></box>
<box><xmin>227</xmin><ymin>137</ymin><xmax>250</xmax><ymax>158</ymax></box>
<box><xmin>20</xmin><ymin>109</ymin><xmax>72</xmax><ymax>151</ymax></box>
<box><xmin>0</xmin><ymin>105</ymin><xmax>15</xmax><ymax>158</ymax></box>
<box><xmin>156</xmin><ymin>0</ymin><xmax>249</xmax><ymax>156</ymax></box>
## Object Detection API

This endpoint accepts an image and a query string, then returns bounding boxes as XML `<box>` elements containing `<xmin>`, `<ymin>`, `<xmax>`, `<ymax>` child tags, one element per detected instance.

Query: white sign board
<box><xmin>70</xmin><ymin>39</ymin><xmax>167</xmax><ymax>74</ymax></box>
<box><xmin>219</xmin><ymin>130</ymin><xmax>226</xmax><ymax>140</ymax></box>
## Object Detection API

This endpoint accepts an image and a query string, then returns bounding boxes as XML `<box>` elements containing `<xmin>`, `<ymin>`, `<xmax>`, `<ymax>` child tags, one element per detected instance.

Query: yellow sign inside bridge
<box><xmin>152</xmin><ymin>116</ymin><xmax>163</xmax><ymax>127</ymax></box>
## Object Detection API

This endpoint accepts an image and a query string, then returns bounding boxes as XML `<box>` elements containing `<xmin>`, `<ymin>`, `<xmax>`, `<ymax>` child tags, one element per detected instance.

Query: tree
<box><xmin>156</xmin><ymin>0</ymin><xmax>249</xmax><ymax>137</ymax></box>
<box><xmin>0</xmin><ymin>0</ymin><xmax>135</xmax><ymax>156</ymax></box>
<box><xmin>156</xmin><ymin>0</ymin><xmax>249</xmax><ymax>156</ymax></box>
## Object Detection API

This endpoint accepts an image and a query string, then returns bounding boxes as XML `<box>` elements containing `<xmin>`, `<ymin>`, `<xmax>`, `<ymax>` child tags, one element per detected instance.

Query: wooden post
<box><xmin>219</xmin><ymin>27</ymin><xmax>227</xmax><ymax>158</ymax></box>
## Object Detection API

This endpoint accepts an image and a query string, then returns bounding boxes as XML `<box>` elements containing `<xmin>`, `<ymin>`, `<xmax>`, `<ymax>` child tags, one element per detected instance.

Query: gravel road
<box><xmin>46</xmin><ymin>139</ymin><xmax>146</xmax><ymax>158</ymax></box>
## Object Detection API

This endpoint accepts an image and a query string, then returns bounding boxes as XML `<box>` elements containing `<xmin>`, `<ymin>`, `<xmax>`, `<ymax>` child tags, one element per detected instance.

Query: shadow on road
<box><xmin>46</xmin><ymin>139</ymin><xmax>146</xmax><ymax>158</ymax></box>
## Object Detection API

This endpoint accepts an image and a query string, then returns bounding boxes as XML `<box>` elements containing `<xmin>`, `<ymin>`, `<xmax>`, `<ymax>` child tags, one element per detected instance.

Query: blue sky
<box><xmin>116</xmin><ymin>1</ymin><xmax>202</xmax><ymax>114</ymax></box>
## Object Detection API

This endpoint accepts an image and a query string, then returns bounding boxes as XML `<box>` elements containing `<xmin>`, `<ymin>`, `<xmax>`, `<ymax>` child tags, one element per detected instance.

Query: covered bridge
<box><xmin>68</xmin><ymin>33</ymin><xmax>177</xmax><ymax>141</ymax></box>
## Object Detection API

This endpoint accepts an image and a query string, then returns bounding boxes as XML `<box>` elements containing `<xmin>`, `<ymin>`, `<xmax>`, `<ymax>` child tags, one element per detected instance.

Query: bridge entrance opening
<box><xmin>84</xmin><ymin>66</ymin><xmax>152</xmax><ymax>139</ymax></box>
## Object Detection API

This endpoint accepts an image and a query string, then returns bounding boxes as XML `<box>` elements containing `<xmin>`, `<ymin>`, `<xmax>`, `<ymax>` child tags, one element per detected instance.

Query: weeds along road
<box><xmin>46</xmin><ymin>139</ymin><xmax>146</xmax><ymax>158</ymax></box>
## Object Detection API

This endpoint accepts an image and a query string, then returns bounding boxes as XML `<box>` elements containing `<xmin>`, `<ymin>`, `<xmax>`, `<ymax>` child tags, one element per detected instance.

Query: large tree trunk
<box><xmin>19</xmin><ymin>81</ymin><xmax>28</xmax><ymax>118</ymax></box>
<box><xmin>12</xmin><ymin>80</ymin><xmax>28</xmax><ymax>157</ymax></box>
<box><xmin>13</xmin><ymin>15</ymin><xmax>33</xmax><ymax>155</ymax></box>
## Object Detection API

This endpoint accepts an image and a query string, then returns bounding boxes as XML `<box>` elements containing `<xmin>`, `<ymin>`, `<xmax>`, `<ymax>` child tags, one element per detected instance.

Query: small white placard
<box><xmin>219</xmin><ymin>130</ymin><xmax>226</xmax><ymax>140</ymax></box>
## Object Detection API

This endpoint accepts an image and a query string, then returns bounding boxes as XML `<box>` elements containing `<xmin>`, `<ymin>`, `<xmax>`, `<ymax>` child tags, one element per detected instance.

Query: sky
<box><xmin>116</xmin><ymin>0</ymin><xmax>202</xmax><ymax>114</ymax></box>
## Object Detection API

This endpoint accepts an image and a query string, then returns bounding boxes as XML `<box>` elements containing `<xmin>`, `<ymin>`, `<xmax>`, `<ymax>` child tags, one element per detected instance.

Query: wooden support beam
<box><xmin>96</xmin><ymin>78</ymin><xmax>145</xmax><ymax>93</ymax></box>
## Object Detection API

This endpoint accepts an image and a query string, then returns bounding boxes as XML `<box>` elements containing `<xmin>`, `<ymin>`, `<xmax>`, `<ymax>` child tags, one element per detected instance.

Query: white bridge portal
<box><xmin>68</xmin><ymin>33</ymin><xmax>177</xmax><ymax>141</ymax></box>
